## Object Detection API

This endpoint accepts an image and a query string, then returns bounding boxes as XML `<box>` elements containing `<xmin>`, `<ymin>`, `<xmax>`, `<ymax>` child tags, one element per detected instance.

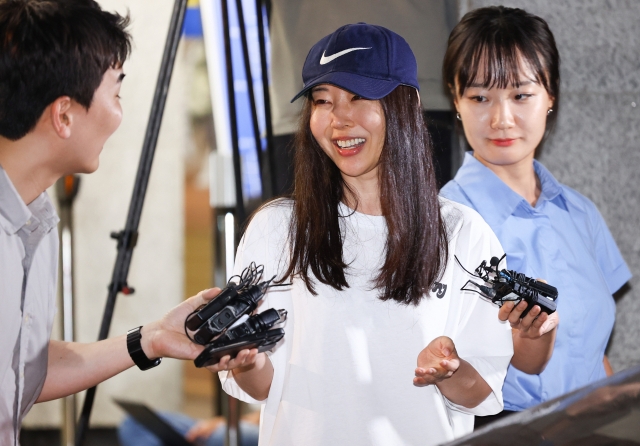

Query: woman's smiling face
<box><xmin>454</xmin><ymin>57</ymin><xmax>554</xmax><ymax>170</ymax></box>
<box><xmin>309</xmin><ymin>84</ymin><xmax>386</xmax><ymax>183</ymax></box>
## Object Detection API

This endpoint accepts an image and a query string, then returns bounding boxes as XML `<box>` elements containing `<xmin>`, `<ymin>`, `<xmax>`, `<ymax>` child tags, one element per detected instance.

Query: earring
<box><xmin>547</xmin><ymin>108</ymin><xmax>553</xmax><ymax>115</ymax></box>
<box><xmin>456</xmin><ymin>113</ymin><xmax>461</xmax><ymax>121</ymax></box>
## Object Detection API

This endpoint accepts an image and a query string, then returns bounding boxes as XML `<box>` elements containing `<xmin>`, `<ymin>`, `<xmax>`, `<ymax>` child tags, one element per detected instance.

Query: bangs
<box><xmin>455</xmin><ymin>29</ymin><xmax>550</xmax><ymax>96</ymax></box>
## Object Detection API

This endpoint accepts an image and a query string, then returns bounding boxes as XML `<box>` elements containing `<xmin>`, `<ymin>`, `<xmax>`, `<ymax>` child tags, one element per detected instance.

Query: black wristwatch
<box><xmin>127</xmin><ymin>326</ymin><xmax>162</xmax><ymax>370</ymax></box>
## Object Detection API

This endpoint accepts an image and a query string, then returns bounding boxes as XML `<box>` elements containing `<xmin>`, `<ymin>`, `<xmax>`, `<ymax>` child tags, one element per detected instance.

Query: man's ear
<box><xmin>49</xmin><ymin>96</ymin><xmax>73</xmax><ymax>139</ymax></box>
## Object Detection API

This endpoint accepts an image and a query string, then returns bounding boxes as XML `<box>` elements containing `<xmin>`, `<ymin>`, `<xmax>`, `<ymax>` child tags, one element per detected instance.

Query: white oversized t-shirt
<box><xmin>221</xmin><ymin>198</ymin><xmax>513</xmax><ymax>446</ymax></box>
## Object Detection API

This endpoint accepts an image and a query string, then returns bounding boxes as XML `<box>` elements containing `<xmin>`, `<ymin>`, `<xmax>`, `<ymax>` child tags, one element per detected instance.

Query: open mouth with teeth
<box><xmin>335</xmin><ymin>138</ymin><xmax>365</xmax><ymax>149</ymax></box>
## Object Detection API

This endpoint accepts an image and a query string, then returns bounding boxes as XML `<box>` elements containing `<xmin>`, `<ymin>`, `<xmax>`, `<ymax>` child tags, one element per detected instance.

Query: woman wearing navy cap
<box><xmin>209</xmin><ymin>23</ymin><xmax>513</xmax><ymax>444</ymax></box>
<box><xmin>440</xmin><ymin>6</ymin><xmax>632</xmax><ymax>428</ymax></box>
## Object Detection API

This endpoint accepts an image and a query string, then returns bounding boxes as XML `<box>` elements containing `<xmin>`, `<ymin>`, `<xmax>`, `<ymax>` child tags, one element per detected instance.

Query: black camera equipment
<box><xmin>192</xmin><ymin>281</ymin><xmax>273</xmax><ymax>344</ymax></box>
<box><xmin>185</xmin><ymin>263</ymin><xmax>288</xmax><ymax>366</ymax></box>
<box><xmin>218</xmin><ymin>308</ymin><xmax>287</xmax><ymax>342</ymax></box>
<box><xmin>456</xmin><ymin>254</ymin><xmax>558</xmax><ymax>318</ymax></box>
<box><xmin>195</xmin><ymin>328</ymin><xmax>285</xmax><ymax>368</ymax></box>
<box><xmin>186</xmin><ymin>262</ymin><xmax>275</xmax><ymax>344</ymax></box>
<box><xmin>194</xmin><ymin>309</ymin><xmax>287</xmax><ymax>368</ymax></box>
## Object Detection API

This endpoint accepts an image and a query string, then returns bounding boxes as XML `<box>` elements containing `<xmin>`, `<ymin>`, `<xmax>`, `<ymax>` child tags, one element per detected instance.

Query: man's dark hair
<box><xmin>279</xmin><ymin>85</ymin><xmax>448</xmax><ymax>306</ymax></box>
<box><xmin>0</xmin><ymin>0</ymin><xmax>131</xmax><ymax>140</ymax></box>
<box><xmin>443</xmin><ymin>6</ymin><xmax>560</xmax><ymax>133</ymax></box>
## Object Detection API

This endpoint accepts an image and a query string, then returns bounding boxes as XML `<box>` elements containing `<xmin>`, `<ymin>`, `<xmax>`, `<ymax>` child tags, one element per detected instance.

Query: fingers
<box><xmin>539</xmin><ymin>311</ymin><xmax>559</xmax><ymax>334</ymax></box>
<box><xmin>205</xmin><ymin>348</ymin><xmax>259</xmax><ymax>373</ymax></box>
<box><xmin>440</xmin><ymin>358</ymin><xmax>460</xmax><ymax>374</ymax></box>
<box><xmin>413</xmin><ymin>362</ymin><xmax>457</xmax><ymax>387</ymax></box>
<box><xmin>507</xmin><ymin>300</ymin><xmax>529</xmax><ymax>325</ymax></box>
<box><xmin>518</xmin><ymin>305</ymin><xmax>542</xmax><ymax>330</ymax></box>
<box><xmin>438</xmin><ymin>336</ymin><xmax>456</xmax><ymax>353</ymax></box>
<box><xmin>428</xmin><ymin>336</ymin><xmax>455</xmax><ymax>358</ymax></box>
<box><xmin>498</xmin><ymin>301</ymin><xmax>515</xmax><ymax>321</ymax></box>
<box><xmin>414</xmin><ymin>367</ymin><xmax>439</xmax><ymax>386</ymax></box>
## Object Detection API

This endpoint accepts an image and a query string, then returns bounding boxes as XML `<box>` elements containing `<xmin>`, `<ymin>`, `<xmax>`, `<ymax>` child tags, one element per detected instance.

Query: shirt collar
<box><xmin>534</xmin><ymin>160</ymin><xmax>564</xmax><ymax>203</ymax></box>
<box><xmin>453</xmin><ymin>152</ymin><xmax>566</xmax><ymax>227</ymax></box>
<box><xmin>0</xmin><ymin>164</ymin><xmax>59</xmax><ymax>235</ymax></box>
<box><xmin>0</xmin><ymin>164</ymin><xmax>32</xmax><ymax>234</ymax></box>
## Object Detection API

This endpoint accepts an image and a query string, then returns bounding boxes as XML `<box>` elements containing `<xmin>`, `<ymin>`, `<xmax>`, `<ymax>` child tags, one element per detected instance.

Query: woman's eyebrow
<box><xmin>467</xmin><ymin>80</ymin><xmax>535</xmax><ymax>88</ymax></box>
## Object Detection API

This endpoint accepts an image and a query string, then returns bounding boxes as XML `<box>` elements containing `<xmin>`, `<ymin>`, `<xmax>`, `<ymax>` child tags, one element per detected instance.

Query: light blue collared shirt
<box><xmin>0</xmin><ymin>165</ymin><xmax>59</xmax><ymax>445</ymax></box>
<box><xmin>441</xmin><ymin>152</ymin><xmax>632</xmax><ymax>411</ymax></box>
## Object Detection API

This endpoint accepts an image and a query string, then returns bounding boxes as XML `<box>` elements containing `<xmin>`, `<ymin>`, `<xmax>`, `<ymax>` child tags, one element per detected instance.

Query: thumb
<box><xmin>438</xmin><ymin>336</ymin><xmax>455</xmax><ymax>357</ymax></box>
<box><xmin>200</xmin><ymin>287</ymin><xmax>222</xmax><ymax>302</ymax></box>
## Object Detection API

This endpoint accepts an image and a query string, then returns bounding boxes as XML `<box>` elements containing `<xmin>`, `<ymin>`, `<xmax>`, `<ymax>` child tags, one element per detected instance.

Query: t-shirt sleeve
<box><xmin>219</xmin><ymin>202</ymin><xmax>292</xmax><ymax>405</ymax></box>
<box><xmin>587</xmin><ymin>202</ymin><xmax>632</xmax><ymax>294</ymax></box>
<box><xmin>441</xmin><ymin>201</ymin><xmax>514</xmax><ymax>416</ymax></box>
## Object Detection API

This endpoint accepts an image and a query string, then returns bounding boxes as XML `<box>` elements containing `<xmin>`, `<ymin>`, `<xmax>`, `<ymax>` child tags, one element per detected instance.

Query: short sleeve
<box><xmin>588</xmin><ymin>203</ymin><xmax>632</xmax><ymax>294</ymax></box>
<box><xmin>219</xmin><ymin>201</ymin><xmax>293</xmax><ymax>405</ymax></box>
<box><xmin>440</xmin><ymin>200</ymin><xmax>514</xmax><ymax>416</ymax></box>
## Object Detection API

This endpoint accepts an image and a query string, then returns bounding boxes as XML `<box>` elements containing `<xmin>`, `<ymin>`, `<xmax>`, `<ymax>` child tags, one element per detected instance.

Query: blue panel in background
<box><xmin>183</xmin><ymin>7</ymin><xmax>203</xmax><ymax>38</ymax></box>
<box><xmin>190</xmin><ymin>2</ymin><xmax>270</xmax><ymax>203</ymax></box>
<box><xmin>227</xmin><ymin>0</ymin><xmax>269</xmax><ymax>201</ymax></box>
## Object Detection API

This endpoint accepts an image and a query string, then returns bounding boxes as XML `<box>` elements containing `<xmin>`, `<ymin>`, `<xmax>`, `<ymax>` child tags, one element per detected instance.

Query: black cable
<box><xmin>234</xmin><ymin>0</ymin><xmax>268</xmax><ymax>199</ymax></box>
<box><xmin>255</xmin><ymin>0</ymin><xmax>276</xmax><ymax>196</ymax></box>
<box><xmin>454</xmin><ymin>255</ymin><xmax>482</xmax><ymax>278</ymax></box>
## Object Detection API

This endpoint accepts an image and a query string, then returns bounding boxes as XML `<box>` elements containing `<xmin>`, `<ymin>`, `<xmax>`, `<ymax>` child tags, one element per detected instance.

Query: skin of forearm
<box><xmin>511</xmin><ymin>328</ymin><xmax>556</xmax><ymax>375</ymax></box>
<box><xmin>604</xmin><ymin>355</ymin><xmax>614</xmax><ymax>377</ymax></box>
<box><xmin>230</xmin><ymin>352</ymin><xmax>274</xmax><ymax>401</ymax></box>
<box><xmin>37</xmin><ymin>336</ymin><xmax>134</xmax><ymax>402</ymax></box>
<box><xmin>435</xmin><ymin>359</ymin><xmax>492</xmax><ymax>408</ymax></box>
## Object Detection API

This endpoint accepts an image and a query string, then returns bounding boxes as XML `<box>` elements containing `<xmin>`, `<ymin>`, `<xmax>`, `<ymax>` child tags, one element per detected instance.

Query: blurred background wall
<box><xmin>457</xmin><ymin>0</ymin><xmax>640</xmax><ymax>371</ymax></box>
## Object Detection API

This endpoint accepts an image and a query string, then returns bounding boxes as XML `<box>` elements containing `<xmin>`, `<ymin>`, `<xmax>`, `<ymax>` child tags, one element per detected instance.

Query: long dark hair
<box><xmin>442</xmin><ymin>6</ymin><xmax>560</xmax><ymax>133</ymax></box>
<box><xmin>281</xmin><ymin>85</ymin><xmax>448</xmax><ymax>306</ymax></box>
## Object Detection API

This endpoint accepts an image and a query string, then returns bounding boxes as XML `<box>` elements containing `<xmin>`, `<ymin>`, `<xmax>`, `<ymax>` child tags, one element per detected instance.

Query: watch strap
<box><xmin>127</xmin><ymin>326</ymin><xmax>162</xmax><ymax>370</ymax></box>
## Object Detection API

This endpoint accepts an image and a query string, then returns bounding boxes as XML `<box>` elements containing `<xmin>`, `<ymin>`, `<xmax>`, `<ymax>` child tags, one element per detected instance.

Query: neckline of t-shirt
<box><xmin>338</xmin><ymin>202</ymin><xmax>386</xmax><ymax>229</ymax></box>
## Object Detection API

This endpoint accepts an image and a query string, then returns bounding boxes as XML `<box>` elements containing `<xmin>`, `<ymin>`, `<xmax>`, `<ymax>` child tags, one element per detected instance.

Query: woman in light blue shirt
<box><xmin>440</xmin><ymin>6</ymin><xmax>632</xmax><ymax>428</ymax></box>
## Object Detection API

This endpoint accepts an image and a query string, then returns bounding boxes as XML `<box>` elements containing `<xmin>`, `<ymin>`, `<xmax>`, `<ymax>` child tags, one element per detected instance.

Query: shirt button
<box><xmin>23</xmin><ymin>314</ymin><xmax>29</xmax><ymax>323</ymax></box>
<box><xmin>19</xmin><ymin>371</ymin><xmax>24</xmax><ymax>379</ymax></box>
<box><xmin>25</xmin><ymin>220</ymin><xmax>31</xmax><ymax>226</ymax></box>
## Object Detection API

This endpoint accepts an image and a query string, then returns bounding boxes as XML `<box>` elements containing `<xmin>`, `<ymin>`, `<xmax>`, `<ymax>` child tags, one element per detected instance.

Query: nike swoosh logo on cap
<box><xmin>319</xmin><ymin>47</ymin><xmax>372</xmax><ymax>65</ymax></box>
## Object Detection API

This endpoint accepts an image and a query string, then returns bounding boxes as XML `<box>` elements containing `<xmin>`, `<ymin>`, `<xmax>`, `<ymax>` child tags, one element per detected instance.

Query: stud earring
<box><xmin>547</xmin><ymin>108</ymin><xmax>553</xmax><ymax>115</ymax></box>
<box><xmin>456</xmin><ymin>113</ymin><xmax>461</xmax><ymax>121</ymax></box>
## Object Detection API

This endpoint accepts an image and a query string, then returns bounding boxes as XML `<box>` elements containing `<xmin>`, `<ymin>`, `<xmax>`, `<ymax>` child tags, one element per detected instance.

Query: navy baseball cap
<box><xmin>291</xmin><ymin>23</ymin><xmax>419</xmax><ymax>102</ymax></box>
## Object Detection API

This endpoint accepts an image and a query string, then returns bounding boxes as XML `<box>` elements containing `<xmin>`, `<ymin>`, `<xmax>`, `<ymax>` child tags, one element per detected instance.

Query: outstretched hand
<box><xmin>139</xmin><ymin>288</ymin><xmax>221</xmax><ymax>361</ymax></box>
<box><xmin>414</xmin><ymin>336</ymin><xmax>460</xmax><ymax>387</ymax></box>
